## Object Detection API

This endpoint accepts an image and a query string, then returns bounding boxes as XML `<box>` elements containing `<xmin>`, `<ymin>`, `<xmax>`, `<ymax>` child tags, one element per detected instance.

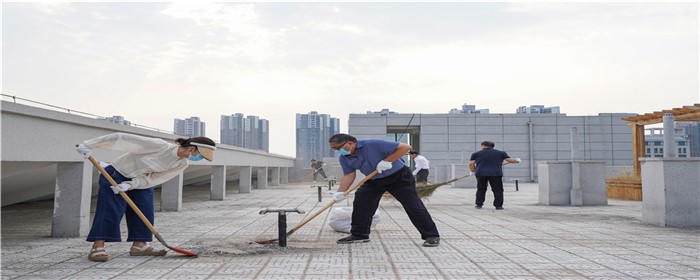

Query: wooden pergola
<box><xmin>623</xmin><ymin>103</ymin><xmax>700</xmax><ymax>175</ymax></box>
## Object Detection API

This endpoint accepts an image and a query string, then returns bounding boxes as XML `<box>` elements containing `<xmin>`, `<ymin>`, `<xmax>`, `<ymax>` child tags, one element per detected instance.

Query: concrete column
<box><xmin>239</xmin><ymin>166</ymin><xmax>252</xmax><ymax>193</ymax></box>
<box><xmin>280</xmin><ymin>167</ymin><xmax>289</xmax><ymax>184</ymax></box>
<box><xmin>663</xmin><ymin>114</ymin><xmax>676</xmax><ymax>158</ymax></box>
<box><xmin>161</xmin><ymin>174</ymin><xmax>183</xmax><ymax>212</ymax></box>
<box><xmin>641</xmin><ymin>158</ymin><xmax>700</xmax><ymax>227</ymax></box>
<box><xmin>211</xmin><ymin>165</ymin><xmax>226</xmax><ymax>201</ymax></box>
<box><xmin>52</xmin><ymin>162</ymin><xmax>92</xmax><ymax>237</ymax></box>
<box><xmin>257</xmin><ymin>167</ymin><xmax>268</xmax><ymax>189</ymax></box>
<box><xmin>570</xmin><ymin>127</ymin><xmax>583</xmax><ymax>206</ymax></box>
<box><xmin>270</xmin><ymin>167</ymin><xmax>280</xmax><ymax>186</ymax></box>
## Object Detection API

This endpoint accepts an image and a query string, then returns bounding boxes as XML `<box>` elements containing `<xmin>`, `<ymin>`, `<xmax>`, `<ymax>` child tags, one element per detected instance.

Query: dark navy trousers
<box><xmin>86</xmin><ymin>165</ymin><xmax>154</xmax><ymax>242</ymax></box>
<box><xmin>351</xmin><ymin>166</ymin><xmax>440</xmax><ymax>240</ymax></box>
<box><xmin>475</xmin><ymin>176</ymin><xmax>504</xmax><ymax>207</ymax></box>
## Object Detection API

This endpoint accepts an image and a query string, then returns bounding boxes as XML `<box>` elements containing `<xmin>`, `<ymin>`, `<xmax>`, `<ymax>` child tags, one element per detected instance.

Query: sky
<box><xmin>3</xmin><ymin>1</ymin><xmax>699</xmax><ymax>157</ymax></box>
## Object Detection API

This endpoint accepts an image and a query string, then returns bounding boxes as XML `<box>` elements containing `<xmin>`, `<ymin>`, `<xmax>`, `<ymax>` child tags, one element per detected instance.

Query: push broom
<box><xmin>88</xmin><ymin>156</ymin><xmax>198</xmax><ymax>257</ymax></box>
<box><xmin>256</xmin><ymin>170</ymin><xmax>378</xmax><ymax>244</ymax></box>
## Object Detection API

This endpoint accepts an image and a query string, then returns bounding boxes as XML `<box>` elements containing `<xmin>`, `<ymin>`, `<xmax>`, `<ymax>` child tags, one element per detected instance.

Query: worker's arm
<box><xmin>336</xmin><ymin>172</ymin><xmax>357</xmax><ymax>192</ymax></box>
<box><xmin>386</xmin><ymin>143</ymin><xmax>411</xmax><ymax>162</ymax></box>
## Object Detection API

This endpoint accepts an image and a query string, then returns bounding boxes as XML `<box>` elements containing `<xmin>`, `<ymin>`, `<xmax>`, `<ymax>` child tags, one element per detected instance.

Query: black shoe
<box><xmin>423</xmin><ymin>237</ymin><xmax>440</xmax><ymax>247</ymax></box>
<box><xmin>495</xmin><ymin>207</ymin><xmax>504</xmax><ymax>210</ymax></box>
<box><xmin>475</xmin><ymin>205</ymin><xmax>482</xmax><ymax>209</ymax></box>
<box><xmin>337</xmin><ymin>235</ymin><xmax>370</xmax><ymax>244</ymax></box>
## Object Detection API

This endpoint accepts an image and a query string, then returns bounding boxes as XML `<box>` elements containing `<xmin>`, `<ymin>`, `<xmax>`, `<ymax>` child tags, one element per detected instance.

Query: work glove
<box><xmin>514</xmin><ymin>158</ymin><xmax>522</xmax><ymax>163</ymax></box>
<box><xmin>75</xmin><ymin>144</ymin><xmax>91</xmax><ymax>159</ymax></box>
<box><xmin>332</xmin><ymin>191</ymin><xmax>346</xmax><ymax>202</ymax></box>
<box><xmin>376</xmin><ymin>160</ymin><xmax>393</xmax><ymax>174</ymax></box>
<box><xmin>110</xmin><ymin>183</ymin><xmax>130</xmax><ymax>194</ymax></box>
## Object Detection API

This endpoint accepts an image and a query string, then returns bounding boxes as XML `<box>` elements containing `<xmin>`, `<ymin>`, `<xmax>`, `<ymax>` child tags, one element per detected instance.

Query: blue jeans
<box><xmin>86</xmin><ymin>165</ymin><xmax>154</xmax><ymax>242</ymax></box>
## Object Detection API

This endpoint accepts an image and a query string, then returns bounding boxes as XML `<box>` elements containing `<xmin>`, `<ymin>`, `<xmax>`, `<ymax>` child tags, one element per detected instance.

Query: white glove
<box><xmin>514</xmin><ymin>158</ymin><xmax>522</xmax><ymax>163</ymax></box>
<box><xmin>110</xmin><ymin>183</ymin><xmax>130</xmax><ymax>194</ymax></box>
<box><xmin>469</xmin><ymin>171</ymin><xmax>475</xmax><ymax>177</ymax></box>
<box><xmin>332</xmin><ymin>191</ymin><xmax>346</xmax><ymax>202</ymax></box>
<box><xmin>376</xmin><ymin>160</ymin><xmax>393</xmax><ymax>173</ymax></box>
<box><xmin>75</xmin><ymin>144</ymin><xmax>91</xmax><ymax>159</ymax></box>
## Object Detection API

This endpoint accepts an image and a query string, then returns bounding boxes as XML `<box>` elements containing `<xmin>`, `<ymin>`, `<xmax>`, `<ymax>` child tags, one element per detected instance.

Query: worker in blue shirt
<box><xmin>469</xmin><ymin>141</ymin><xmax>521</xmax><ymax>210</ymax></box>
<box><xmin>329</xmin><ymin>133</ymin><xmax>440</xmax><ymax>247</ymax></box>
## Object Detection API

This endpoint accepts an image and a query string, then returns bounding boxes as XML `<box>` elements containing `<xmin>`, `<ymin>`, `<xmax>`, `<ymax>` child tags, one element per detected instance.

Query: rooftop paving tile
<box><xmin>2</xmin><ymin>181</ymin><xmax>698</xmax><ymax>279</ymax></box>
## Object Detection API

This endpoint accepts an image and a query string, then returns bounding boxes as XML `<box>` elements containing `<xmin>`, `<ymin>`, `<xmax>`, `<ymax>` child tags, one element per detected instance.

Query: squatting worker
<box><xmin>469</xmin><ymin>140</ymin><xmax>520</xmax><ymax>210</ymax></box>
<box><xmin>408</xmin><ymin>150</ymin><xmax>430</xmax><ymax>183</ymax></box>
<box><xmin>329</xmin><ymin>133</ymin><xmax>440</xmax><ymax>247</ymax></box>
<box><xmin>75</xmin><ymin>132</ymin><xmax>216</xmax><ymax>262</ymax></box>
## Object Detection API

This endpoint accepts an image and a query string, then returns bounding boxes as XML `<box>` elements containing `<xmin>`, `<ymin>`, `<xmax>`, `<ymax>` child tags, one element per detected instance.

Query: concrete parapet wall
<box><xmin>641</xmin><ymin>158</ymin><xmax>700</xmax><ymax>228</ymax></box>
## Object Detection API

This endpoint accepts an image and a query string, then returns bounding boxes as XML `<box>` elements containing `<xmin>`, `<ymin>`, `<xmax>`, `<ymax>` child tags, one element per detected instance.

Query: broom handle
<box><xmin>286</xmin><ymin>170</ymin><xmax>378</xmax><ymax>236</ymax></box>
<box><xmin>88</xmin><ymin>156</ymin><xmax>159</xmax><ymax>235</ymax></box>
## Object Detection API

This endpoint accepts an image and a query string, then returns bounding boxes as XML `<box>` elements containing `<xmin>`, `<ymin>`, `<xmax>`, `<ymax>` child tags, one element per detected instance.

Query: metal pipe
<box><xmin>528</xmin><ymin>121</ymin><xmax>535</xmax><ymax>182</ymax></box>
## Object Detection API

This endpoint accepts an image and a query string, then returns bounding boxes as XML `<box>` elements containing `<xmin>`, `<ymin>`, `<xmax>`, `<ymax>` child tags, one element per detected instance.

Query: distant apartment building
<box><xmin>296</xmin><ymin>111</ymin><xmax>340</xmax><ymax>168</ymax></box>
<box><xmin>449</xmin><ymin>103</ymin><xmax>490</xmax><ymax>114</ymax></box>
<box><xmin>173</xmin><ymin>116</ymin><xmax>206</xmax><ymax>137</ymax></box>
<box><xmin>103</xmin><ymin>115</ymin><xmax>131</xmax><ymax>125</ymax></box>
<box><xmin>645</xmin><ymin>127</ymin><xmax>691</xmax><ymax>158</ymax></box>
<box><xmin>221</xmin><ymin>113</ymin><xmax>246</xmax><ymax>147</ymax></box>
<box><xmin>220</xmin><ymin>113</ymin><xmax>269</xmax><ymax>152</ymax></box>
<box><xmin>516</xmin><ymin>105</ymin><xmax>560</xmax><ymax>114</ymax></box>
<box><xmin>675</xmin><ymin>122</ymin><xmax>700</xmax><ymax>157</ymax></box>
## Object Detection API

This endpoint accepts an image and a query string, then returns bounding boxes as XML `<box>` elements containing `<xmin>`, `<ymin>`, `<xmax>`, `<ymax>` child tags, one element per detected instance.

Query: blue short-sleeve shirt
<box><xmin>470</xmin><ymin>148</ymin><xmax>510</xmax><ymax>176</ymax></box>
<box><xmin>339</xmin><ymin>139</ymin><xmax>406</xmax><ymax>179</ymax></box>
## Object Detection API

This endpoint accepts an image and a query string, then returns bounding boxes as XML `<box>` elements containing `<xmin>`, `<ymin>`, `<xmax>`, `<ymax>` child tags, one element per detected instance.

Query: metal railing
<box><xmin>2</xmin><ymin>93</ymin><xmax>175</xmax><ymax>134</ymax></box>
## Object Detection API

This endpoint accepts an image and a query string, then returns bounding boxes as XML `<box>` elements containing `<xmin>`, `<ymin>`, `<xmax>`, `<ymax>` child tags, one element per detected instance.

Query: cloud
<box><xmin>305</xmin><ymin>20</ymin><xmax>367</xmax><ymax>35</ymax></box>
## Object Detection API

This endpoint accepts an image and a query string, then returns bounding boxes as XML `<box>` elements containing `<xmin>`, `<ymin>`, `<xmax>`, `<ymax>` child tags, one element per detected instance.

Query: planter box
<box><xmin>606</xmin><ymin>180</ymin><xmax>642</xmax><ymax>201</ymax></box>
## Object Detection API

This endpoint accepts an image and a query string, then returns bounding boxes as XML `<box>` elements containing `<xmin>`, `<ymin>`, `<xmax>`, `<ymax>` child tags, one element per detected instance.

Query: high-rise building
<box><xmin>173</xmin><ymin>116</ymin><xmax>206</xmax><ymax>137</ymax></box>
<box><xmin>259</xmin><ymin>119</ymin><xmax>269</xmax><ymax>152</ymax></box>
<box><xmin>296</xmin><ymin>111</ymin><xmax>340</xmax><ymax>168</ymax></box>
<box><xmin>516</xmin><ymin>105</ymin><xmax>560</xmax><ymax>114</ymax></box>
<box><xmin>220</xmin><ymin>113</ymin><xmax>269</xmax><ymax>151</ymax></box>
<box><xmin>221</xmin><ymin>113</ymin><xmax>246</xmax><ymax>147</ymax></box>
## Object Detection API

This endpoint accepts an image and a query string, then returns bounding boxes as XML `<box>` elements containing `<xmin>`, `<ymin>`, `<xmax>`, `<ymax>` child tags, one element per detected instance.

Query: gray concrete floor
<box><xmin>2</xmin><ymin>181</ymin><xmax>699</xmax><ymax>279</ymax></box>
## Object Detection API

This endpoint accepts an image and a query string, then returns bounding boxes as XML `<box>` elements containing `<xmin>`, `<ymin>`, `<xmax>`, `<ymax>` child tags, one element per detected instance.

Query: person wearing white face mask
<box><xmin>329</xmin><ymin>133</ymin><xmax>441</xmax><ymax>247</ymax></box>
<box><xmin>75</xmin><ymin>132</ymin><xmax>216</xmax><ymax>262</ymax></box>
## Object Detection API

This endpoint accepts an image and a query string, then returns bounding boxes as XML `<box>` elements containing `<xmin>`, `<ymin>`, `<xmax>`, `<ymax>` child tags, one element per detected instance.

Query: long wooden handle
<box><xmin>88</xmin><ymin>156</ymin><xmax>159</xmax><ymax>235</ymax></box>
<box><xmin>286</xmin><ymin>170</ymin><xmax>378</xmax><ymax>236</ymax></box>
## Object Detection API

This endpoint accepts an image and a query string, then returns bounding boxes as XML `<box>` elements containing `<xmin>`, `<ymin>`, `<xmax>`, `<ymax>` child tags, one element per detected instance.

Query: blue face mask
<box><xmin>337</xmin><ymin>148</ymin><xmax>350</xmax><ymax>156</ymax></box>
<box><xmin>188</xmin><ymin>153</ymin><xmax>204</xmax><ymax>161</ymax></box>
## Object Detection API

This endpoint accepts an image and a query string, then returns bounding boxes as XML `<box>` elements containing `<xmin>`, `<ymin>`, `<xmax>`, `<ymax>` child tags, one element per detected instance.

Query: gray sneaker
<box><xmin>423</xmin><ymin>237</ymin><xmax>440</xmax><ymax>247</ymax></box>
<box><xmin>337</xmin><ymin>235</ymin><xmax>370</xmax><ymax>244</ymax></box>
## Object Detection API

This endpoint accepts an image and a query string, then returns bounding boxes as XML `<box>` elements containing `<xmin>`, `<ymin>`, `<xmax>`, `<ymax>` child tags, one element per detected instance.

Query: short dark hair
<box><xmin>481</xmin><ymin>141</ymin><xmax>495</xmax><ymax>148</ymax></box>
<box><xmin>329</xmin><ymin>133</ymin><xmax>356</xmax><ymax>144</ymax></box>
<box><xmin>409</xmin><ymin>150</ymin><xmax>418</xmax><ymax>155</ymax></box>
<box><xmin>311</xmin><ymin>159</ymin><xmax>316</xmax><ymax>162</ymax></box>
